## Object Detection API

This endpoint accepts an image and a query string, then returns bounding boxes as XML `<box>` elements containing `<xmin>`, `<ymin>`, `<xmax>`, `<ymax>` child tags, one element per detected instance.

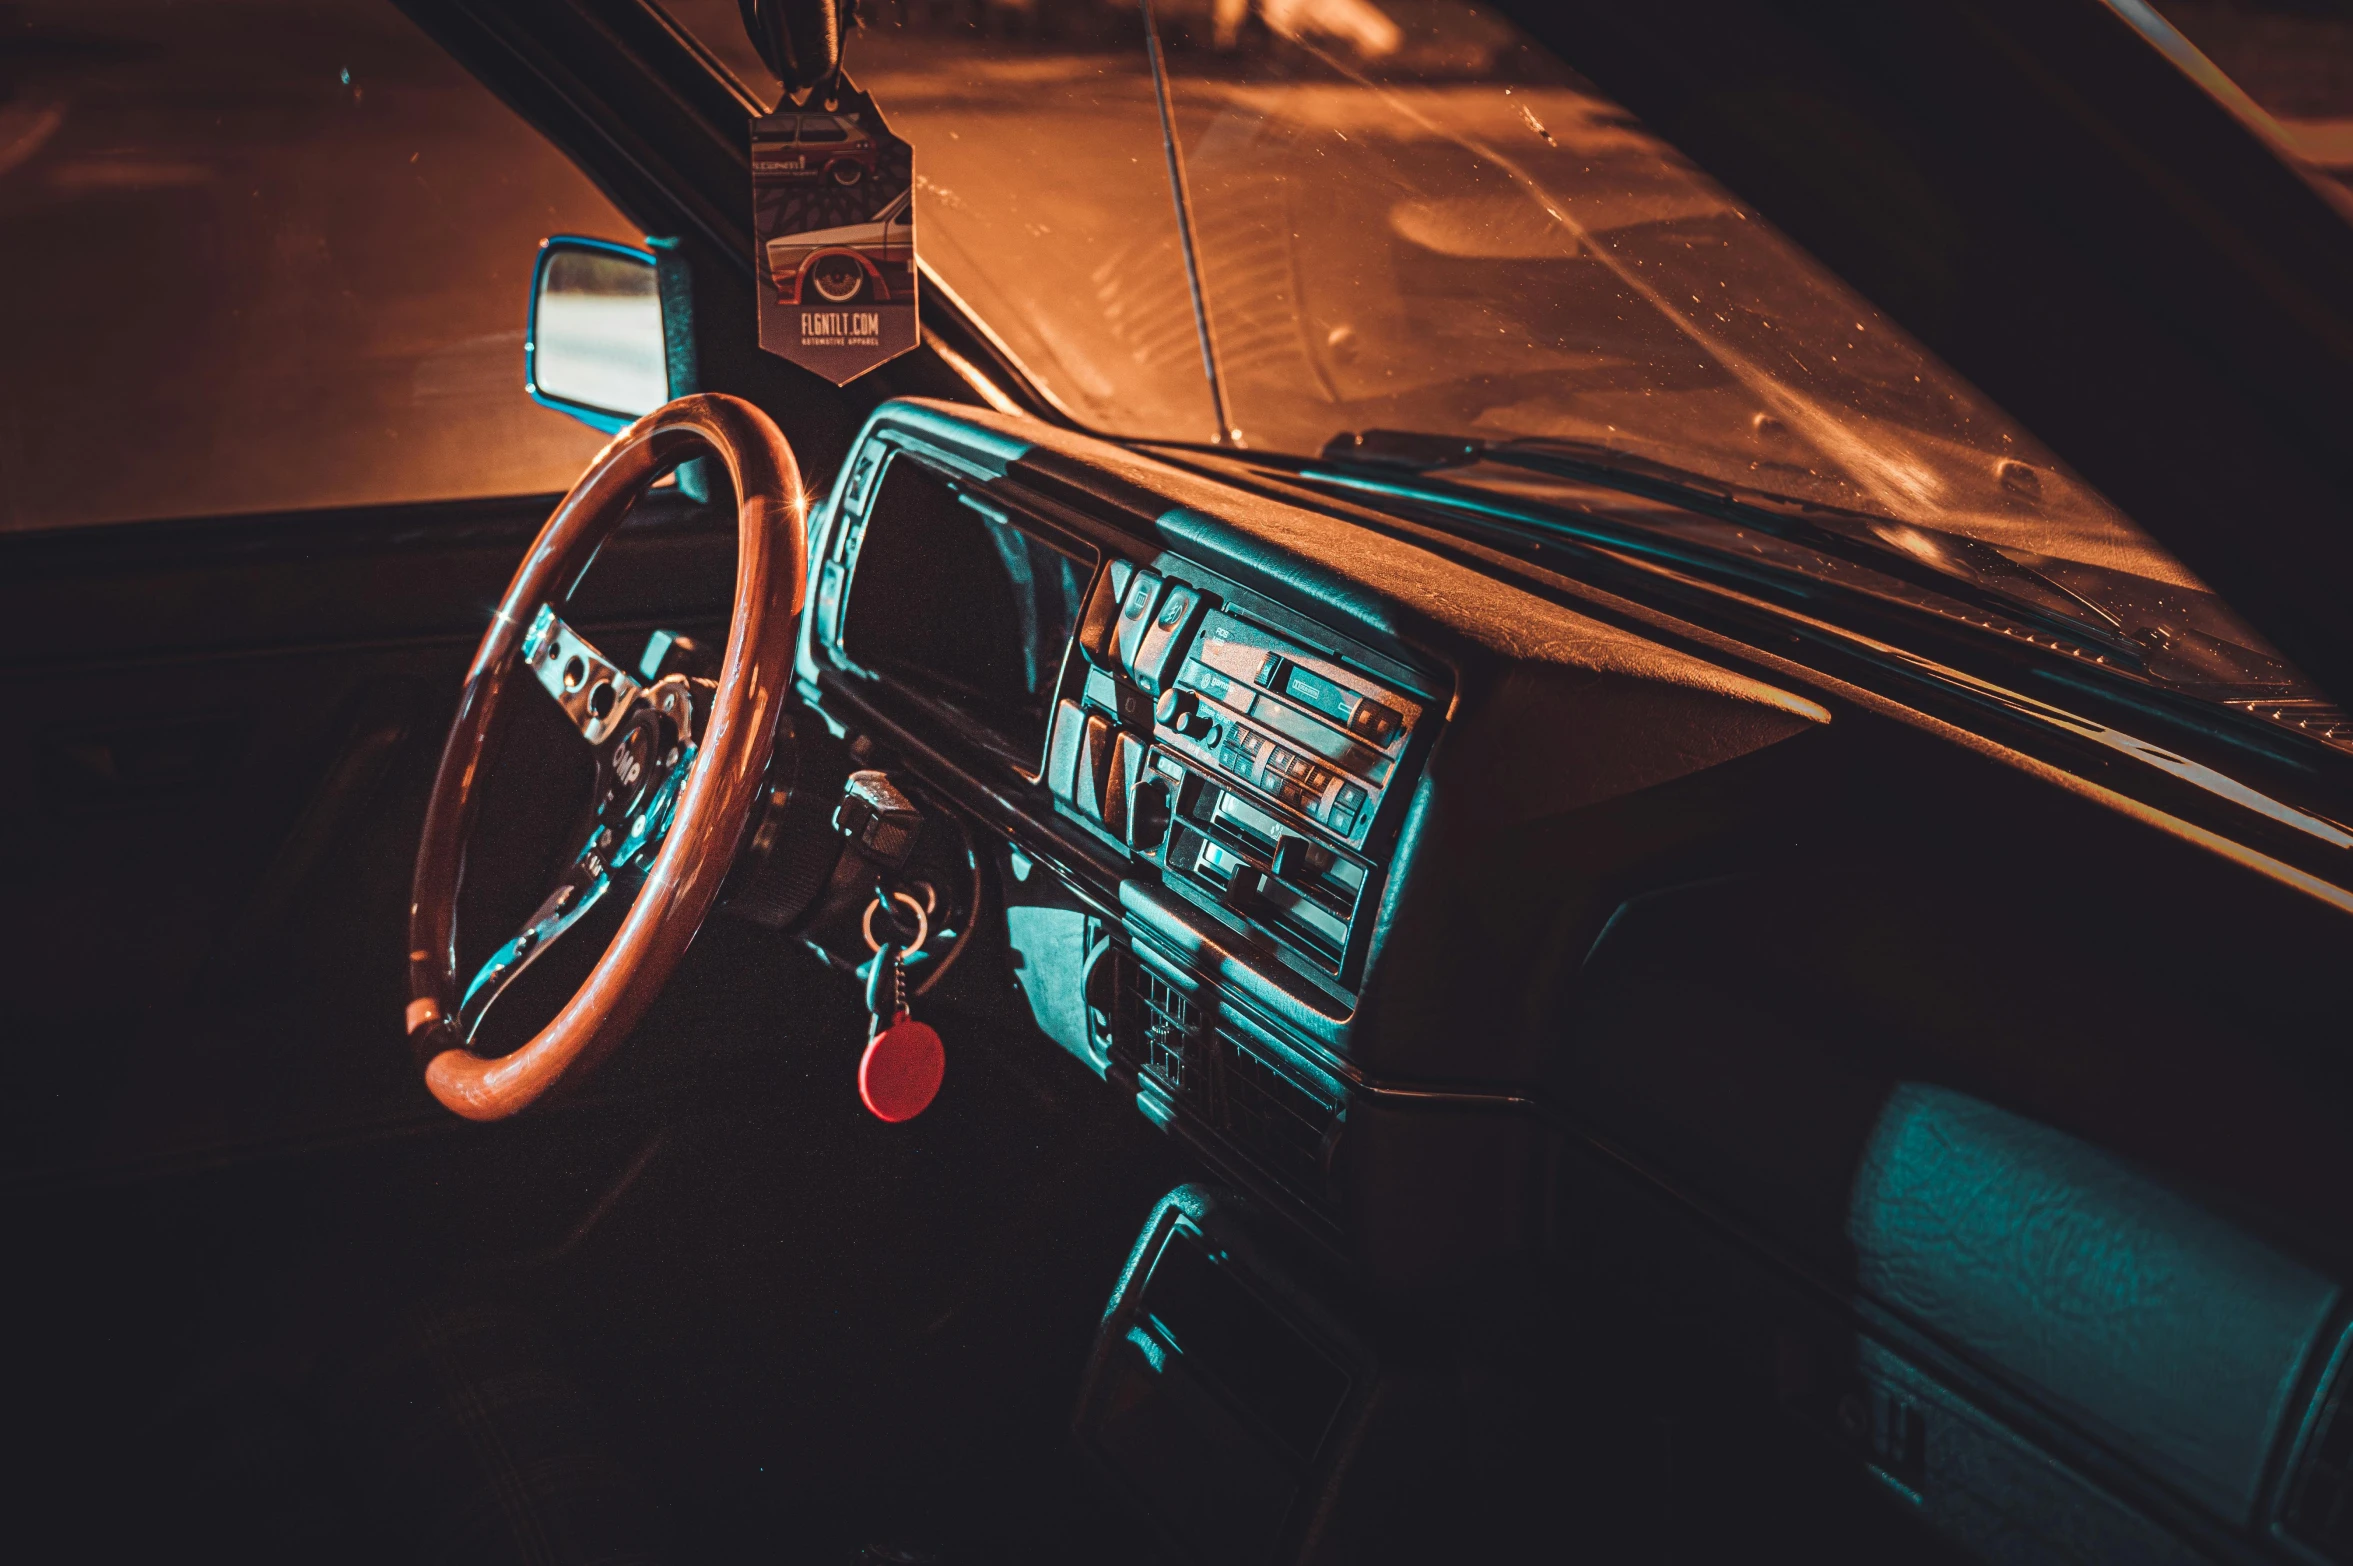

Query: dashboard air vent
<box><xmin>1112</xmin><ymin>955</ymin><xmax>1344</xmax><ymax>1214</ymax></box>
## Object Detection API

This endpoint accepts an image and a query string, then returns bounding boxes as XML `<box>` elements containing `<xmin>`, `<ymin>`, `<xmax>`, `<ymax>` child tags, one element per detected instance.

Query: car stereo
<box><xmin>1044</xmin><ymin>559</ymin><xmax>1431</xmax><ymax>991</ymax></box>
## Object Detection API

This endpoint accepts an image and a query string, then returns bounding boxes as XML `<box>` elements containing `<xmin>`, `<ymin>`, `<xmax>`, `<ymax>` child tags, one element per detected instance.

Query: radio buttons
<box><xmin>1328</xmin><ymin>781</ymin><xmax>1369</xmax><ymax>834</ymax></box>
<box><xmin>1348</xmin><ymin>699</ymin><xmax>1403</xmax><ymax>744</ymax></box>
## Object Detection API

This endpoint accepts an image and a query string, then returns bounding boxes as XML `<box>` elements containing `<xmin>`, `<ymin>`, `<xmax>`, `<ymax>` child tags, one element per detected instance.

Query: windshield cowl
<box><xmin>1319</xmin><ymin>427</ymin><xmax>2159</xmax><ymax>660</ymax></box>
<box><xmin>1280</xmin><ymin>435</ymin><xmax>2347</xmax><ymax>755</ymax></box>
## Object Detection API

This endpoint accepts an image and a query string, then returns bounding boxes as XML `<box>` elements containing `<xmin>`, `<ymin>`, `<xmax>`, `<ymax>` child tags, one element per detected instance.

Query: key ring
<box><xmin>862</xmin><ymin>890</ymin><xmax>929</xmax><ymax>954</ymax></box>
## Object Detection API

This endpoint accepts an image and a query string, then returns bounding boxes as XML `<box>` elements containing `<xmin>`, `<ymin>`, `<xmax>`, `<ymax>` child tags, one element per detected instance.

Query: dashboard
<box><xmin>784</xmin><ymin>399</ymin><xmax>2353</xmax><ymax>1566</ymax></box>
<box><xmin>793</xmin><ymin>398</ymin><xmax>1827</xmax><ymax>1254</ymax></box>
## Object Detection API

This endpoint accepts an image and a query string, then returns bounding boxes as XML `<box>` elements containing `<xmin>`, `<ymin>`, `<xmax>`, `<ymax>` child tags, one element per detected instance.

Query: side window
<box><xmin>0</xmin><ymin>0</ymin><xmax>642</xmax><ymax>534</ymax></box>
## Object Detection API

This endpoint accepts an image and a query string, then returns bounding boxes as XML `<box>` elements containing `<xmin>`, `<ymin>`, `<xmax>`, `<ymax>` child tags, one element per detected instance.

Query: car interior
<box><xmin>10</xmin><ymin>1</ymin><xmax>2353</xmax><ymax>1563</ymax></box>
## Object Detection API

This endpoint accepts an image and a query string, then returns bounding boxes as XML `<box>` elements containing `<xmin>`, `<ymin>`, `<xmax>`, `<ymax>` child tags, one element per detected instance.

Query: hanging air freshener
<box><xmin>751</xmin><ymin>71</ymin><xmax>917</xmax><ymax>383</ymax></box>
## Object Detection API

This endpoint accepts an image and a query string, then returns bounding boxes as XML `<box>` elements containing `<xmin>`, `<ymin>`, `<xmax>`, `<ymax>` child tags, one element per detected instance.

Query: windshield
<box><xmin>657</xmin><ymin>1</ymin><xmax>2347</xmax><ymax>730</ymax></box>
<box><xmin>667</xmin><ymin>1</ymin><xmax>2173</xmax><ymax>586</ymax></box>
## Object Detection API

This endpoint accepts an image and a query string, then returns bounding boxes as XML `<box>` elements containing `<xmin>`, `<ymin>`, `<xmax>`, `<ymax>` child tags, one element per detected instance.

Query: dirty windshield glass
<box><xmin>663</xmin><ymin>0</ymin><xmax>1215</xmax><ymax>435</ymax></box>
<box><xmin>1140</xmin><ymin>3</ymin><xmax>2188</xmax><ymax>589</ymax></box>
<box><xmin>661</xmin><ymin>2</ymin><xmax>2185</xmax><ymax>587</ymax></box>
<box><xmin>661</xmin><ymin>1</ymin><xmax>2343</xmax><ymax>732</ymax></box>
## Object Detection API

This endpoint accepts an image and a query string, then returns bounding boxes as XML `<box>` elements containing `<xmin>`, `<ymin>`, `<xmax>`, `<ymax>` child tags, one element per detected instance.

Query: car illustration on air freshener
<box><xmin>752</xmin><ymin>81</ymin><xmax>916</xmax><ymax>383</ymax></box>
<box><xmin>752</xmin><ymin>107</ymin><xmax>880</xmax><ymax>190</ymax></box>
<box><xmin>766</xmin><ymin>188</ymin><xmax>912</xmax><ymax>308</ymax></box>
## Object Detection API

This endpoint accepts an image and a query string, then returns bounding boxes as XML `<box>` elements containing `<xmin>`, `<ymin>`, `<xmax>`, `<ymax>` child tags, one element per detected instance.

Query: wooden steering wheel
<box><xmin>405</xmin><ymin>394</ymin><xmax>806</xmax><ymax>1121</ymax></box>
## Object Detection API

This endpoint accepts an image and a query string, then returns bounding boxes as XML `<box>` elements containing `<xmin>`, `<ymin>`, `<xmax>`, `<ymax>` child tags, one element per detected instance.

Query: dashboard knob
<box><xmin>1129</xmin><ymin>776</ymin><xmax>1173</xmax><ymax>851</ymax></box>
<box><xmin>1155</xmin><ymin>688</ymin><xmax>1218</xmax><ymax>741</ymax></box>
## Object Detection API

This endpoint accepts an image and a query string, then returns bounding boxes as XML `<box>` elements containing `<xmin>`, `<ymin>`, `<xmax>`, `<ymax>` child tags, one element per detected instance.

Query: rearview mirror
<box><xmin>526</xmin><ymin>237</ymin><xmax>668</xmax><ymax>434</ymax></box>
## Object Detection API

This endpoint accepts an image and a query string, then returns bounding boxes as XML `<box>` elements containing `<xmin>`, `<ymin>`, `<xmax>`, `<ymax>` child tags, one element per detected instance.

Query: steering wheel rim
<box><xmin>405</xmin><ymin>393</ymin><xmax>806</xmax><ymax>1121</ymax></box>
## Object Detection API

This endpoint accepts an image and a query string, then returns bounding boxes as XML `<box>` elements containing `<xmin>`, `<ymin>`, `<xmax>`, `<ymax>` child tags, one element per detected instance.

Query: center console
<box><xmin>1048</xmin><ymin>560</ymin><xmax>1433</xmax><ymax>995</ymax></box>
<box><xmin>1073</xmin><ymin>1184</ymin><xmax>1446</xmax><ymax>1565</ymax></box>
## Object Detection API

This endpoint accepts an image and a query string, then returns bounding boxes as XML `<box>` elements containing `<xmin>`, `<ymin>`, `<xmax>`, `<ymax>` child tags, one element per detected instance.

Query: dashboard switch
<box><xmin>1046</xmin><ymin>699</ymin><xmax>1088</xmax><ymax>805</ymax></box>
<box><xmin>1115</xmin><ymin>569</ymin><xmax>1165</xmax><ymax>675</ymax></box>
<box><xmin>1107</xmin><ymin>731</ymin><xmax>1147</xmax><ymax>836</ymax></box>
<box><xmin>1130</xmin><ymin>583</ymin><xmax>1205</xmax><ymax>696</ymax></box>
<box><xmin>1270</xmin><ymin>833</ymin><xmax>1330</xmax><ymax>882</ymax></box>
<box><xmin>1077</xmin><ymin>559</ymin><xmax>1134</xmax><ymax>660</ymax></box>
<box><xmin>1128</xmin><ymin>776</ymin><xmax>1173</xmax><ymax>853</ymax></box>
<box><xmin>1077</xmin><ymin>712</ymin><xmax>1118</xmax><ymax>824</ymax></box>
<box><xmin>832</xmin><ymin>770</ymin><xmax>925</xmax><ymax>874</ymax></box>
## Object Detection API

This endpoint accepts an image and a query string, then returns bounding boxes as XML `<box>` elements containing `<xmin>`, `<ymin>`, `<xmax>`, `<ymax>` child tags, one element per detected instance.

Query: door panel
<box><xmin>0</xmin><ymin>490</ymin><xmax>737</xmax><ymax>1178</ymax></box>
<box><xmin>1550</xmin><ymin>828</ymin><xmax>2353</xmax><ymax>1564</ymax></box>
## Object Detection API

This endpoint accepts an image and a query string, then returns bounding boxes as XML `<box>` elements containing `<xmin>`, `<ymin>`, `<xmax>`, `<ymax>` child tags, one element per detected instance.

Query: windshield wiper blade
<box><xmin>1317</xmin><ymin>427</ymin><xmax>2145</xmax><ymax>664</ymax></box>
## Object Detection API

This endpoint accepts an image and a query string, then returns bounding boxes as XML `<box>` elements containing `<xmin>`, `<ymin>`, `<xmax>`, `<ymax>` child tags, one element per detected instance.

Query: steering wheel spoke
<box><xmin>457</xmin><ymin>704</ymin><xmax>701</xmax><ymax>1042</ymax></box>
<box><xmin>407</xmin><ymin>394</ymin><xmax>805</xmax><ymax>1121</ymax></box>
<box><xmin>458</xmin><ymin>825</ymin><xmax>619</xmax><ymax>1041</ymax></box>
<box><xmin>522</xmin><ymin>604</ymin><xmax>642</xmax><ymax>744</ymax></box>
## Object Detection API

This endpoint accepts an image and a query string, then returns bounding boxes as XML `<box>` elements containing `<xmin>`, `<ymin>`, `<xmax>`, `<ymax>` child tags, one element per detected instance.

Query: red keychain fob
<box><xmin>859</xmin><ymin>940</ymin><xmax>943</xmax><ymax>1122</ymax></box>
